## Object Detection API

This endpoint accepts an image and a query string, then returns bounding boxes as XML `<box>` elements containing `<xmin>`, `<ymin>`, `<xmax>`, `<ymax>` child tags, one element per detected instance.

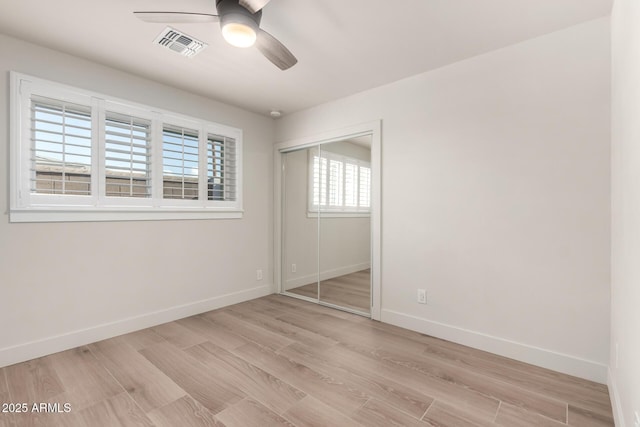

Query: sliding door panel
<box><xmin>318</xmin><ymin>139</ymin><xmax>372</xmax><ymax>314</ymax></box>
<box><xmin>282</xmin><ymin>146</ymin><xmax>319</xmax><ymax>301</ymax></box>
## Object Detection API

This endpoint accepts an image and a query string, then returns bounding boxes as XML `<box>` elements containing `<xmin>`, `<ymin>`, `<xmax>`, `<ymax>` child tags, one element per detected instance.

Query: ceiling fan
<box><xmin>134</xmin><ymin>0</ymin><xmax>297</xmax><ymax>70</ymax></box>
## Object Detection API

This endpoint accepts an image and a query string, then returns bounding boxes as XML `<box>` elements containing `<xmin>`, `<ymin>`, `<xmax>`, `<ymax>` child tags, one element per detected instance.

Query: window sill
<box><xmin>306</xmin><ymin>212</ymin><xmax>371</xmax><ymax>219</ymax></box>
<box><xmin>9</xmin><ymin>207</ymin><xmax>243</xmax><ymax>223</ymax></box>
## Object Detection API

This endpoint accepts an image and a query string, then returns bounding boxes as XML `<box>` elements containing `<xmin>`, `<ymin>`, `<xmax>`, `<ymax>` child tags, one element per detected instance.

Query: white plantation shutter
<box><xmin>344</xmin><ymin>162</ymin><xmax>358</xmax><ymax>207</ymax></box>
<box><xmin>12</xmin><ymin>73</ymin><xmax>243</xmax><ymax>222</ymax></box>
<box><xmin>312</xmin><ymin>155</ymin><xmax>328</xmax><ymax>207</ymax></box>
<box><xmin>207</xmin><ymin>134</ymin><xmax>237</xmax><ymax>201</ymax></box>
<box><xmin>312</xmin><ymin>156</ymin><xmax>320</xmax><ymax>206</ymax></box>
<box><xmin>310</xmin><ymin>151</ymin><xmax>370</xmax><ymax>213</ymax></box>
<box><xmin>162</xmin><ymin>125</ymin><xmax>199</xmax><ymax>200</ymax></box>
<box><xmin>328</xmin><ymin>159</ymin><xmax>343</xmax><ymax>207</ymax></box>
<box><xmin>359</xmin><ymin>166</ymin><xmax>371</xmax><ymax>209</ymax></box>
<box><xmin>31</xmin><ymin>96</ymin><xmax>92</xmax><ymax>195</ymax></box>
<box><xmin>104</xmin><ymin>112</ymin><xmax>151</xmax><ymax>198</ymax></box>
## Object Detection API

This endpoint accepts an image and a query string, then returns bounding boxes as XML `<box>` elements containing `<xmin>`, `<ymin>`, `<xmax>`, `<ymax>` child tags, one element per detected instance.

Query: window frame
<box><xmin>10</xmin><ymin>72</ymin><xmax>243</xmax><ymax>222</ymax></box>
<box><xmin>307</xmin><ymin>149</ymin><xmax>371</xmax><ymax>218</ymax></box>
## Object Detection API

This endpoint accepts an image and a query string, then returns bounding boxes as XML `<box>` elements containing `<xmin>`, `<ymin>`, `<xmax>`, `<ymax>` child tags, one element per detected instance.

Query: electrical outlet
<box><xmin>291</xmin><ymin>264</ymin><xmax>297</xmax><ymax>273</ymax></box>
<box><xmin>634</xmin><ymin>410</ymin><xmax>639</xmax><ymax>427</ymax></box>
<box><xmin>417</xmin><ymin>289</ymin><xmax>427</xmax><ymax>304</ymax></box>
<box><xmin>256</xmin><ymin>269</ymin><xmax>263</xmax><ymax>281</ymax></box>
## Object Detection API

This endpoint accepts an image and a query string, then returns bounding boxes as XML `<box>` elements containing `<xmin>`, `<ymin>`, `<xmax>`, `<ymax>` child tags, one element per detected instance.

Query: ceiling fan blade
<box><xmin>239</xmin><ymin>0</ymin><xmax>271</xmax><ymax>14</ymax></box>
<box><xmin>134</xmin><ymin>12</ymin><xmax>219</xmax><ymax>23</ymax></box>
<box><xmin>256</xmin><ymin>29</ymin><xmax>297</xmax><ymax>70</ymax></box>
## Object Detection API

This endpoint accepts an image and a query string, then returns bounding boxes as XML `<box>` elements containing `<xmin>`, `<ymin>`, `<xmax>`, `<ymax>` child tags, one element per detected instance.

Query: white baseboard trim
<box><xmin>381</xmin><ymin>309</ymin><xmax>608</xmax><ymax>384</ymax></box>
<box><xmin>285</xmin><ymin>262</ymin><xmax>370</xmax><ymax>289</ymax></box>
<box><xmin>0</xmin><ymin>284</ymin><xmax>273</xmax><ymax>368</ymax></box>
<box><xmin>608</xmin><ymin>368</ymin><xmax>626</xmax><ymax>427</ymax></box>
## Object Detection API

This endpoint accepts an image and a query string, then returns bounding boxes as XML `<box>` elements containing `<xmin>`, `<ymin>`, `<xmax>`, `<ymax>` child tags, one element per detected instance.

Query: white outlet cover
<box><xmin>417</xmin><ymin>289</ymin><xmax>427</xmax><ymax>304</ymax></box>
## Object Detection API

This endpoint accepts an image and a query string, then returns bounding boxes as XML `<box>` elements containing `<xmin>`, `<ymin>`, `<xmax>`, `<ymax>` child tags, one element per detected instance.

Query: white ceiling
<box><xmin>0</xmin><ymin>0</ymin><xmax>612</xmax><ymax>117</ymax></box>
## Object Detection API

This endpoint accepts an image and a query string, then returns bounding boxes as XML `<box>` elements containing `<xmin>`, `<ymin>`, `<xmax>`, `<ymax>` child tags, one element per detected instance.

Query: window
<box><xmin>162</xmin><ymin>125</ymin><xmax>200</xmax><ymax>200</ymax></box>
<box><xmin>207</xmin><ymin>134</ymin><xmax>237</xmax><ymax>201</ymax></box>
<box><xmin>309</xmin><ymin>150</ymin><xmax>371</xmax><ymax>215</ymax></box>
<box><xmin>31</xmin><ymin>96</ymin><xmax>93</xmax><ymax>196</ymax></box>
<box><xmin>10</xmin><ymin>72</ymin><xmax>243</xmax><ymax>222</ymax></box>
<box><xmin>104</xmin><ymin>112</ymin><xmax>151</xmax><ymax>198</ymax></box>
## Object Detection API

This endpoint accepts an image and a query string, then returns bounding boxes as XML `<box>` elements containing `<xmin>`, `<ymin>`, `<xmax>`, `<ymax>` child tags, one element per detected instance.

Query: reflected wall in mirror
<box><xmin>282</xmin><ymin>146</ymin><xmax>319</xmax><ymax>299</ymax></box>
<box><xmin>282</xmin><ymin>136</ymin><xmax>372</xmax><ymax>315</ymax></box>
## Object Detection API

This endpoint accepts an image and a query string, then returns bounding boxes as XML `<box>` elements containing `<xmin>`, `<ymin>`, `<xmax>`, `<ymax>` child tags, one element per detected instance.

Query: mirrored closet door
<box><xmin>281</xmin><ymin>136</ymin><xmax>372</xmax><ymax>316</ymax></box>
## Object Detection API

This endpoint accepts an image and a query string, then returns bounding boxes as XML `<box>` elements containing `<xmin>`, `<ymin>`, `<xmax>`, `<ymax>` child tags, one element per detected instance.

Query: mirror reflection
<box><xmin>282</xmin><ymin>136</ymin><xmax>372</xmax><ymax>314</ymax></box>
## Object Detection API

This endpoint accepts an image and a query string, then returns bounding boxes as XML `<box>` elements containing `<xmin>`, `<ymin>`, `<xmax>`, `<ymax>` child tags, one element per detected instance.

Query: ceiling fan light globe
<box><xmin>222</xmin><ymin>22</ymin><xmax>257</xmax><ymax>48</ymax></box>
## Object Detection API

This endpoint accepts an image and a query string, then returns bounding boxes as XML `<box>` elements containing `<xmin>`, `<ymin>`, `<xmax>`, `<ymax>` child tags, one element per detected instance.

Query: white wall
<box><xmin>282</xmin><ymin>142</ymin><xmax>371</xmax><ymax>290</ymax></box>
<box><xmin>610</xmin><ymin>0</ymin><xmax>640</xmax><ymax>424</ymax></box>
<box><xmin>0</xmin><ymin>34</ymin><xmax>275</xmax><ymax>367</ymax></box>
<box><xmin>276</xmin><ymin>18</ymin><xmax>611</xmax><ymax>382</ymax></box>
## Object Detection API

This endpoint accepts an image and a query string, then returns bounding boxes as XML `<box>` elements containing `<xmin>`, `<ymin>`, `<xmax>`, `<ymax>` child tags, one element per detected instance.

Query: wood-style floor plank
<box><xmin>568</xmin><ymin>404</ymin><xmax>616</xmax><ymax>427</ymax></box>
<box><xmin>366</xmin><ymin>319</ymin><xmax>611</xmax><ymax>417</ymax></box>
<box><xmin>46</xmin><ymin>347</ymin><xmax>124</xmax><ymax>412</ymax></box>
<box><xmin>201</xmin><ymin>311</ymin><xmax>294</xmax><ymax>352</ymax></box>
<box><xmin>139</xmin><ymin>341</ymin><xmax>244</xmax><ymax>414</ymax></box>
<box><xmin>225</xmin><ymin>304</ymin><xmax>340</xmax><ymax>351</ymax></box>
<box><xmin>146</xmin><ymin>395</ymin><xmax>222</xmax><ymax>427</ymax></box>
<box><xmin>185</xmin><ymin>342</ymin><xmax>306</xmax><ymax>414</ymax></box>
<box><xmin>0</xmin><ymin>369</ymin><xmax>14</xmax><ymax>427</ymax></box>
<box><xmin>215</xmin><ymin>398</ymin><xmax>293</xmax><ymax>427</ymax></box>
<box><xmin>88</xmin><ymin>337</ymin><xmax>186</xmax><ymax>413</ymax></box>
<box><xmin>151</xmin><ymin>321</ymin><xmax>208</xmax><ymax>350</ymax></box>
<box><xmin>176</xmin><ymin>316</ymin><xmax>248</xmax><ymax>351</ymax></box>
<box><xmin>283</xmin><ymin>395</ymin><xmax>364</xmax><ymax>427</ymax></box>
<box><xmin>279</xmin><ymin>342</ymin><xmax>433</xmax><ymax>419</ymax></box>
<box><xmin>4</xmin><ymin>355</ymin><xmax>65</xmax><ymax>405</ymax></box>
<box><xmin>423</xmin><ymin>400</ymin><xmax>495</xmax><ymax>427</ymax></box>
<box><xmin>1</xmin><ymin>294</ymin><xmax>615</xmax><ymax>427</ymax></box>
<box><xmin>494</xmin><ymin>402</ymin><xmax>568</xmax><ymax>427</ymax></box>
<box><xmin>231</xmin><ymin>342</ymin><xmax>370</xmax><ymax>417</ymax></box>
<box><xmin>276</xmin><ymin>309</ymin><xmax>501</xmax><ymax>423</ymax></box>
<box><xmin>0</xmin><ymin>367</ymin><xmax>8</xmax><ymax>395</ymax></box>
<box><xmin>72</xmin><ymin>392</ymin><xmax>153</xmax><ymax>427</ymax></box>
<box><xmin>0</xmin><ymin>415</ymin><xmax>13</xmax><ymax>427</ymax></box>
<box><xmin>407</xmin><ymin>330</ymin><xmax>613</xmax><ymax>418</ymax></box>
<box><xmin>335</xmin><ymin>333</ymin><xmax>568</xmax><ymax>422</ymax></box>
<box><xmin>350</xmin><ymin>398</ymin><xmax>430</xmax><ymax>427</ymax></box>
<box><xmin>111</xmin><ymin>329</ymin><xmax>165</xmax><ymax>351</ymax></box>
<box><xmin>326</xmin><ymin>343</ymin><xmax>501</xmax><ymax>423</ymax></box>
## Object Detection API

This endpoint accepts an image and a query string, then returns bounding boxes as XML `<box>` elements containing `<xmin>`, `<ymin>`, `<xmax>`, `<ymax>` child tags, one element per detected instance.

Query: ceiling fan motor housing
<box><xmin>216</xmin><ymin>0</ymin><xmax>262</xmax><ymax>33</ymax></box>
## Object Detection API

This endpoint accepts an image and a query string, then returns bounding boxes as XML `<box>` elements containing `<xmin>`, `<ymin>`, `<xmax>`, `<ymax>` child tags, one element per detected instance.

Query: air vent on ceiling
<box><xmin>154</xmin><ymin>27</ymin><xmax>207</xmax><ymax>58</ymax></box>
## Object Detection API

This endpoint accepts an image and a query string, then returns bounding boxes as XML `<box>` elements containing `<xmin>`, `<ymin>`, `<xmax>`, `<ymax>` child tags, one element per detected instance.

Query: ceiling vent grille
<box><xmin>154</xmin><ymin>27</ymin><xmax>207</xmax><ymax>58</ymax></box>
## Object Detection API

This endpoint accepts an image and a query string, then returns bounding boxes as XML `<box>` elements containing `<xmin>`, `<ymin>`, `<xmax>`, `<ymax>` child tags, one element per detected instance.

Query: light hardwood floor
<box><xmin>0</xmin><ymin>295</ymin><xmax>614</xmax><ymax>427</ymax></box>
<box><xmin>286</xmin><ymin>269</ymin><xmax>371</xmax><ymax>313</ymax></box>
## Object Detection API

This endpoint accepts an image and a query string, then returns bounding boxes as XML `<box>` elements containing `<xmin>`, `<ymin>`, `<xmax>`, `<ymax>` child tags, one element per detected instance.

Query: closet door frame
<box><xmin>274</xmin><ymin>120</ymin><xmax>381</xmax><ymax>320</ymax></box>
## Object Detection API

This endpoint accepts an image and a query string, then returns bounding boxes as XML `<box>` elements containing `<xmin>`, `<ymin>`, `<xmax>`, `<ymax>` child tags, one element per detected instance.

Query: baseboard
<box><xmin>0</xmin><ymin>284</ymin><xmax>273</xmax><ymax>368</ymax></box>
<box><xmin>285</xmin><ymin>262</ymin><xmax>370</xmax><ymax>289</ymax></box>
<box><xmin>608</xmin><ymin>368</ymin><xmax>626</xmax><ymax>426</ymax></box>
<box><xmin>381</xmin><ymin>309</ymin><xmax>608</xmax><ymax>384</ymax></box>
